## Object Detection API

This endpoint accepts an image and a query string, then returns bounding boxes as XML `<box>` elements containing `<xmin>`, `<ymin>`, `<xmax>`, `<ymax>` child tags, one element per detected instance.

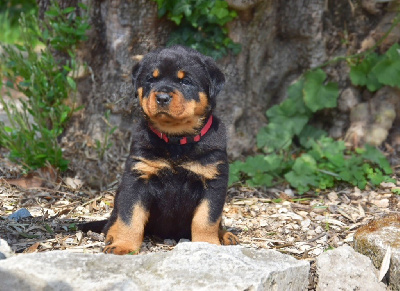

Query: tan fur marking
<box><xmin>181</xmin><ymin>161</ymin><xmax>222</xmax><ymax>181</ymax></box>
<box><xmin>104</xmin><ymin>204</ymin><xmax>149</xmax><ymax>255</ymax></box>
<box><xmin>138</xmin><ymin>87</ymin><xmax>143</xmax><ymax>105</ymax></box>
<box><xmin>177</xmin><ymin>70</ymin><xmax>185</xmax><ymax>79</ymax></box>
<box><xmin>152</xmin><ymin>69</ymin><xmax>159</xmax><ymax>78</ymax></box>
<box><xmin>144</xmin><ymin>89</ymin><xmax>206</xmax><ymax>135</ymax></box>
<box><xmin>131</xmin><ymin>156</ymin><xmax>171</xmax><ymax>179</ymax></box>
<box><xmin>194</xmin><ymin>92</ymin><xmax>209</xmax><ymax>116</ymax></box>
<box><xmin>219</xmin><ymin>228</ymin><xmax>240</xmax><ymax>245</ymax></box>
<box><xmin>191</xmin><ymin>200</ymin><xmax>220</xmax><ymax>244</ymax></box>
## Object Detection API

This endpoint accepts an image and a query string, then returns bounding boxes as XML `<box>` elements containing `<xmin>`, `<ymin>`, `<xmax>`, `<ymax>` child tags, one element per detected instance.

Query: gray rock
<box><xmin>338</xmin><ymin>87</ymin><xmax>360</xmax><ymax>113</ymax></box>
<box><xmin>0</xmin><ymin>239</ymin><xmax>14</xmax><ymax>259</ymax></box>
<box><xmin>316</xmin><ymin>245</ymin><xmax>386</xmax><ymax>291</ymax></box>
<box><xmin>354</xmin><ymin>215</ymin><xmax>400</xmax><ymax>290</ymax></box>
<box><xmin>7</xmin><ymin>208</ymin><xmax>32</xmax><ymax>221</ymax></box>
<box><xmin>0</xmin><ymin>242</ymin><xmax>309</xmax><ymax>291</ymax></box>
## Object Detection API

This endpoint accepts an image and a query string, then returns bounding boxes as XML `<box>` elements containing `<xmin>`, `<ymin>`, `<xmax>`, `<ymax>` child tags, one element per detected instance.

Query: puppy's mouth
<box><xmin>155</xmin><ymin>112</ymin><xmax>173</xmax><ymax>118</ymax></box>
<box><xmin>139</xmin><ymin>89</ymin><xmax>209</xmax><ymax>135</ymax></box>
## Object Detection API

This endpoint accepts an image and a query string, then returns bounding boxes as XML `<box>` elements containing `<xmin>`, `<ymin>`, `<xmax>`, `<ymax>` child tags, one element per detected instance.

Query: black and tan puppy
<box><xmin>103</xmin><ymin>45</ymin><xmax>238</xmax><ymax>255</ymax></box>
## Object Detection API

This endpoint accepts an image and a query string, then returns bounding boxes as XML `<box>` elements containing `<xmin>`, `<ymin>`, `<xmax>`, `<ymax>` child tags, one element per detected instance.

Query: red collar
<box><xmin>149</xmin><ymin>115</ymin><xmax>213</xmax><ymax>145</ymax></box>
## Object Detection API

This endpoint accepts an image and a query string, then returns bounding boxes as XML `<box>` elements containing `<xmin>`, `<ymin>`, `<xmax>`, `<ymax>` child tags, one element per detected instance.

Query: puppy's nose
<box><xmin>156</xmin><ymin>93</ymin><xmax>171</xmax><ymax>106</ymax></box>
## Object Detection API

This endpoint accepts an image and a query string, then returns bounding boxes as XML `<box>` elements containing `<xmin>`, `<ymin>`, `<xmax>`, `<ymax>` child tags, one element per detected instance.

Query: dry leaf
<box><xmin>379</xmin><ymin>246</ymin><xmax>391</xmax><ymax>281</ymax></box>
<box><xmin>4</xmin><ymin>165</ymin><xmax>59</xmax><ymax>189</ymax></box>
<box><xmin>25</xmin><ymin>242</ymin><xmax>40</xmax><ymax>253</ymax></box>
<box><xmin>358</xmin><ymin>203</ymin><xmax>365</xmax><ymax>218</ymax></box>
<box><xmin>64</xmin><ymin>177</ymin><xmax>83</xmax><ymax>190</ymax></box>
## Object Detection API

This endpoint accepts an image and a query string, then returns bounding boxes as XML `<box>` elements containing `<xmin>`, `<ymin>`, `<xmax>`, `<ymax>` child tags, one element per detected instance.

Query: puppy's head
<box><xmin>132</xmin><ymin>46</ymin><xmax>225</xmax><ymax>136</ymax></box>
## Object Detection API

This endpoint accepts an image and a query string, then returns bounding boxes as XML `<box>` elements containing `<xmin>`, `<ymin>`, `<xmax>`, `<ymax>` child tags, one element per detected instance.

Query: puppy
<box><xmin>103</xmin><ymin>45</ymin><xmax>238</xmax><ymax>255</ymax></box>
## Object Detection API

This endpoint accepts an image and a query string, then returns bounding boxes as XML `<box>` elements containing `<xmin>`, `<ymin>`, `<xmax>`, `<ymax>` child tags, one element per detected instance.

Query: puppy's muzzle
<box><xmin>156</xmin><ymin>92</ymin><xmax>171</xmax><ymax>107</ymax></box>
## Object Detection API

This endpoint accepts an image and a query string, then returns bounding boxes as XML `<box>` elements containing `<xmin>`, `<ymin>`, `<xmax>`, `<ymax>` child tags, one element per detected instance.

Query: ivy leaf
<box><xmin>248</xmin><ymin>172</ymin><xmax>273</xmax><ymax>187</ymax></box>
<box><xmin>266</xmin><ymin>105</ymin><xmax>309</xmax><ymax>135</ymax></box>
<box><xmin>228</xmin><ymin>160</ymin><xmax>242</xmax><ymax>185</ymax></box>
<box><xmin>303</xmin><ymin>69</ymin><xmax>339</xmax><ymax>112</ymax></box>
<box><xmin>349</xmin><ymin>54</ymin><xmax>383</xmax><ymax>91</ymax></box>
<box><xmin>372</xmin><ymin>44</ymin><xmax>400</xmax><ymax>88</ymax></box>
<box><xmin>298</xmin><ymin>125</ymin><xmax>327</xmax><ymax>149</ymax></box>
<box><xmin>257</xmin><ymin>122</ymin><xmax>301</xmax><ymax>152</ymax></box>
<box><xmin>359</xmin><ymin>144</ymin><xmax>392</xmax><ymax>174</ymax></box>
<box><xmin>281</xmin><ymin>79</ymin><xmax>310</xmax><ymax>116</ymax></box>
<box><xmin>285</xmin><ymin>154</ymin><xmax>319</xmax><ymax>194</ymax></box>
<box><xmin>211</xmin><ymin>4</ymin><xmax>229</xmax><ymax>19</ymax></box>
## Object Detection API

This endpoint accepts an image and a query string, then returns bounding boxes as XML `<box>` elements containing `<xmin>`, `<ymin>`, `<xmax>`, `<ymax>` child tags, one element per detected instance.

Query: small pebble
<box><xmin>163</xmin><ymin>239</ymin><xmax>177</xmax><ymax>246</ymax></box>
<box><xmin>372</xmin><ymin>199</ymin><xmax>389</xmax><ymax>208</ymax></box>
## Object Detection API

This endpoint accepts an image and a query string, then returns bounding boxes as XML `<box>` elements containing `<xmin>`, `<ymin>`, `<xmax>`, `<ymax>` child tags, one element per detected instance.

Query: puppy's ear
<box><xmin>203</xmin><ymin>57</ymin><xmax>225</xmax><ymax>99</ymax></box>
<box><xmin>132</xmin><ymin>63</ymin><xmax>141</xmax><ymax>98</ymax></box>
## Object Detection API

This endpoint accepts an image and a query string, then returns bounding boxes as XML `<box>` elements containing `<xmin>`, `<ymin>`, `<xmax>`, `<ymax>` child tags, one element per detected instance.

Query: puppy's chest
<box><xmin>130</xmin><ymin>155</ymin><xmax>222</xmax><ymax>183</ymax></box>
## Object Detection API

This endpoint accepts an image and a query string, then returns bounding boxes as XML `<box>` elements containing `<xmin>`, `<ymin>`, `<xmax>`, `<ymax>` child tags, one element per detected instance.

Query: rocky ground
<box><xmin>0</xmin><ymin>147</ymin><xmax>399</xmax><ymax>289</ymax></box>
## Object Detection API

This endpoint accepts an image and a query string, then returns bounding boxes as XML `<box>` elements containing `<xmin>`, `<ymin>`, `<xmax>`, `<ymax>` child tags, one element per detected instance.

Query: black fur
<box><xmin>80</xmin><ymin>46</ymin><xmax>236</xmax><ymax>250</ymax></box>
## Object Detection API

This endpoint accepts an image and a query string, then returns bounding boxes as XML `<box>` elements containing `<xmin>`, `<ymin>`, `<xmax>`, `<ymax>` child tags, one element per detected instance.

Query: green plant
<box><xmin>41</xmin><ymin>2</ymin><xmax>90</xmax><ymax>51</ymax></box>
<box><xmin>0</xmin><ymin>0</ymin><xmax>37</xmax><ymax>44</ymax></box>
<box><xmin>392</xmin><ymin>188</ymin><xmax>400</xmax><ymax>195</ymax></box>
<box><xmin>229</xmin><ymin>41</ymin><xmax>398</xmax><ymax>193</ymax></box>
<box><xmin>153</xmin><ymin>0</ymin><xmax>241</xmax><ymax>59</ymax></box>
<box><xmin>0</xmin><ymin>2</ymin><xmax>90</xmax><ymax>171</ymax></box>
<box><xmin>95</xmin><ymin>110</ymin><xmax>118</xmax><ymax>160</ymax></box>
<box><xmin>350</xmin><ymin>43</ymin><xmax>400</xmax><ymax>91</ymax></box>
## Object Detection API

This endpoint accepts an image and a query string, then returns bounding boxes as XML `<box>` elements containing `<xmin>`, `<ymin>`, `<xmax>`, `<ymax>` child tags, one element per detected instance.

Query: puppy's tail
<box><xmin>77</xmin><ymin>219</ymin><xmax>108</xmax><ymax>233</ymax></box>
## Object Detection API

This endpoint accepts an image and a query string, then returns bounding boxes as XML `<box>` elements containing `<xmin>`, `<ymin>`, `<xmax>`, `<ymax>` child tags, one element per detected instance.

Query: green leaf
<box><xmin>62</xmin><ymin>7</ymin><xmax>76</xmax><ymax>14</ymax></box>
<box><xmin>284</xmin><ymin>154</ymin><xmax>320</xmax><ymax>193</ymax></box>
<box><xmin>298</xmin><ymin>125</ymin><xmax>327</xmax><ymax>149</ymax></box>
<box><xmin>280</xmin><ymin>79</ymin><xmax>309</xmax><ymax>116</ymax></box>
<box><xmin>372</xmin><ymin>44</ymin><xmax>400</xmax><ymax>88</ymax></box>
<box><xmin>248</xmin><ymin>172</ymin><xmax>273</xmax><ymax>187</ymax></box>
<box><xmin>4</xmin><ymin>126</ymin><xmax>13</xmax><ymax>133</ymax></box>
<box><xmin>66</xmin><ymin>77</ymin><xmax>76</xmax><ymax>90</ymax></box>
<box><xmin>45</xmin><ymin>9</ymin><xmax>59</xmax><ymax>17</ymax></box>
<box><xmin>360</xmin><ymin>144</ymin><xmax>392</xmax><ymax>174</ymax></box>
<box><xmin>169</xmin><ymin>14</ymin><xmax>183</xmax><ymax>25</ymax></box>
<box><xmin>303</xmin><ymin>69</ymin><xmax>339</xmax><ymax>112</ymax></box>
<box><xmin>211</xmin><ymin>7</ymin><xmax>229</xmax><ymax>19</ymax></box>
<box><xmin>349</xmin><ymin>54</ymin><xmax>383</xmax><ymax>91</ymax></box>
<box><xmin>257</xmin><ymin>123</ymin><xmax>295</xmax><ymax>152</ymax></box>
<box><xmin>44</xmin><ymin>223</ymin><xmax>54</xmax><ymax>233</ymax></box>
<box><xmin>78</xmin><ymin>3</ymin><xmax>88</xmax><ymax>10</ymax></box>
<box><xmin>60</xmin><ymin>111</ymin><xmax>68</xmax><ymax>124</ymax></box>
<box><xmin>228</xmin><ymin>161</ymin><xmax>242</xmax><ymax>185</ymax></box>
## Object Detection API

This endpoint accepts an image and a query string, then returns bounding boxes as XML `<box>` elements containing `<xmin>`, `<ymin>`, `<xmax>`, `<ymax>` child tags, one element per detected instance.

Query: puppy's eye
<box><xmin>180</xmin><ymin>78</ymin><xmax>193</xmax><ymax>86</ymax></box>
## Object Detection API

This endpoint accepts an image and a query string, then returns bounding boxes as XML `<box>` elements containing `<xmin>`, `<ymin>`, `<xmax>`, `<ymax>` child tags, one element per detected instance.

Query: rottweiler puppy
<box><xmin>103</xmin><ymin>45</ymin><xmax>239</xmax><ymax>255</ymax></box>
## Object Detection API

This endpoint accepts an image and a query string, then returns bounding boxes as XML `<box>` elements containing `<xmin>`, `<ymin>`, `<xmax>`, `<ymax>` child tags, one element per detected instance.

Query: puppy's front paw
<box><xmin>103</xmin><ymin>242</ymin><xmax>139</xmax><ymax>255</ymax></box>
<box><xmin>103</xmin><ymin>235</ymin><xmax>140</xmax><ymax>255</ymax></box>
<box><xmin>220</xmin><ymin>231</ymin><xmax>240</xmax><ymax>245</ymax></box>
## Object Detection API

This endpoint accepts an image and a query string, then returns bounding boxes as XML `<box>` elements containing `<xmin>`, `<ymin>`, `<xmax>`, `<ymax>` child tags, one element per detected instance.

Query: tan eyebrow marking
<box><xmin>177</xmin><ymin>70</ymin><xmax>185</xmax><ymax>79</ymax></box>
<box><xmin>152</xmin><ymin>69</ymin><xmax>159</xmax><ymax>78</ymax></box>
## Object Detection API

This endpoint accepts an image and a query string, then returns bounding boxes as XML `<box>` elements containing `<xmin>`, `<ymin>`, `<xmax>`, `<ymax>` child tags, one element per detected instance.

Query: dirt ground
<box><xmin>1</xmin><ymin>146</ymin><xmax>400</xmax><ymax>289</ymax></box>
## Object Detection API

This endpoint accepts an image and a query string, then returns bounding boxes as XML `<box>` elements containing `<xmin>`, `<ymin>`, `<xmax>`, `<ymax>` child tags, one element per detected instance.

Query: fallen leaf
<box><xmin>379</xmin><ymin>246</ymin><xmax>391</xmax><ymax>281</ymax></box>
<box><xmin>3</xmin><ymin>165</ymin><xmax>59</xmax><ymax>189</ymax></box>
<box><xmin>64</xmin><ymin>177</ymin><xmax>83</xmax><ymax>190</ymax></box>
<box><xmin>25</xmin><ymin>242</ymin><xmax>40</xmax><ymax>253</ymax></box>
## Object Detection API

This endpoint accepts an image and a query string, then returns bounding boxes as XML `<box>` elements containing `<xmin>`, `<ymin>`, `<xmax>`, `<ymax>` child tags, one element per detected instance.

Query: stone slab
<box><xmin>0</xmin><ymin>242</ymin><xmax>310</xmax><ymax>291</ymax></box>
<box><xmin>316</xmin><ymin>245</ymin><xmax>386</xmax><ymax>291</ymax></box>
<box><xmin>354</xmin><ymin>214</ymin><xmax>400</xmax><ymax>290</ymax></box>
